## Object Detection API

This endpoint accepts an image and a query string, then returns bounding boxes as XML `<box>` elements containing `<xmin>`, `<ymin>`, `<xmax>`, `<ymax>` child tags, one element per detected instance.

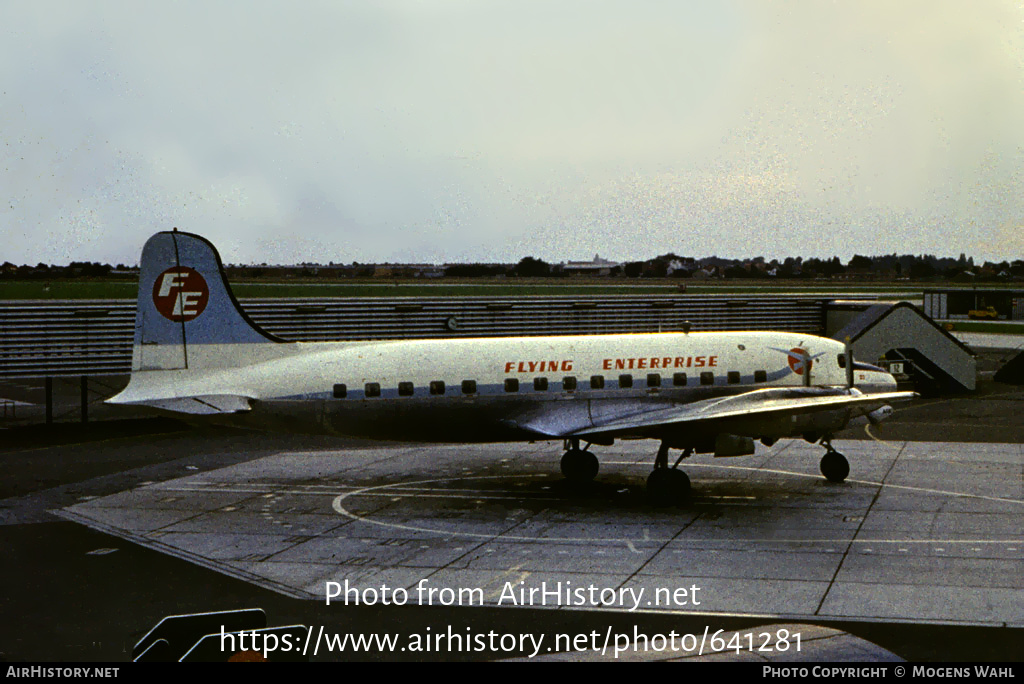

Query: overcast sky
<box><xmin>1</xmin><ymin>1</ymin><xmax>1021</xmax><ymax>266</ymax></box>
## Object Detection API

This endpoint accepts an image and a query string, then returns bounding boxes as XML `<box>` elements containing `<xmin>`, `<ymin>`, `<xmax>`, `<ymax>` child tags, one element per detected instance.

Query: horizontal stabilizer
<box><xmin>116</xmin><ymin>394</ymin><xmax>253</xmax><ymax>415</ymax></box>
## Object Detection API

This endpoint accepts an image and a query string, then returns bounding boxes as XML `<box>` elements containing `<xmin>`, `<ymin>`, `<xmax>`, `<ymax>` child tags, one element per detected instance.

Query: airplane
<box><xmin>107</xmin><ymin>229</ymin><xmax>917</xmax><ymax>503</ymax></box>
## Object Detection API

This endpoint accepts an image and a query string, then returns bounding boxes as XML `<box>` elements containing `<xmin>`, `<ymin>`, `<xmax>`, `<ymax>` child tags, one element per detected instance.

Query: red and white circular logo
<box><xmin>787</xmin><ymin>347</ymin><xmax>812</xmax><ymax>375</ymax></box>
<box><xmin>152</xmin><ymin>267</ymin><xmax>209</xmax><ymax>322</ymax></box>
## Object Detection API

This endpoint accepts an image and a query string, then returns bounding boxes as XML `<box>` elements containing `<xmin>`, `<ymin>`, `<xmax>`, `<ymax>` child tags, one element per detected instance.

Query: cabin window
<box><xmin>647</xmin><ymin>373</ymin><xmax>661</xmax><ymax>388</ymax></box>
<box><xmin>563</xmin><ymin>376</ymin><xmax>577</xmax><ymax>391</ymax></box>
<box><xmin>461</xmin><ymin>380</ymin><xmax>477</xmax><ymax>395</ymax></box>
<box><xmin>673</xmin><ymin>372</ymin><xmax>687</xmax><ymax>386</ymax></box>
<box><xmin>533</xmin><ymin>377</ymin><xmax>548</xmax><ymax>391</ymax></box>
<box><xmin>333</xmin><ymin>383</ymin><xmax>347</xmax><ymax>399</ymax></box>
<box><xmin>727</xmin><ymin>371</ymin><xmax>741</xmax><ymax>384</ymax></box>
<box><xmin>429</xmin><ymin>380</ymin><xmax>445</xmax><ymax>395</ymax></box>
<box><xmin>365</xmin><ymin>382</ymin><xmax>381</xmax><ymax>397</ymax></box>
<box><xmin>398</xmin><ymin>381</ymin><xmax>414</xmax><ymax>396</ymax></box>
<box><xmin>590</xmin><ymin>375</ymin><xmax>605</xmax><ymax>389</ymax></box>
<box><xmin>619</xmin><ymin>374</ymin><xmax>633</xmax><ymax>388</ymax></box>
<box><xmin>700</xmin><ymin>372</ymin><xmax>714</xmax><ymax>386</ymax></box>
<box><xmin>754</xmin><ymin>370</ymin><xmax>767</xmax><ymax>383</ymax></box>
<box><xmin>837</xmin><ymin>354</ymin><xmax>846</xmax><ymax>368</ymax></box>
<box><xmin>504</xmin><ymin>378</ymin><xmax>519</xmax><ymax>392</ymax></box>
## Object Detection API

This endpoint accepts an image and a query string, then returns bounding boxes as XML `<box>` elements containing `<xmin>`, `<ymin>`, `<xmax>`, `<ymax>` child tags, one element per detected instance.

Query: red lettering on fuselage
<box><xmin>504</xmin><ymin>359</ymin><xmax>574</xmax><ymax>373</ymax></box>
<box><xmin>504</xmin><ymin>356</ymin><xmax>720</xmax><ymax>375</ymax></box>
<box><xmin>600</xmin><ymin>355</ymin><xmax>722</xmax><ymax>371</ymax></box>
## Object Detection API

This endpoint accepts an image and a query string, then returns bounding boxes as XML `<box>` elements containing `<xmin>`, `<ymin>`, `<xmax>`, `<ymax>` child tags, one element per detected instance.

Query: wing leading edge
<box><xmin>511</xmin><ymin>387</ymin><xmax>916</xmax><ymax>441</ymax></box>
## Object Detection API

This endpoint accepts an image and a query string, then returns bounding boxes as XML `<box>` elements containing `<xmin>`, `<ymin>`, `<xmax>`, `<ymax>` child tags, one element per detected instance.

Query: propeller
<box><xmin>844</xmin><ymin>336</ymin><xmax>854</xmax><ymax>389</ymax></box>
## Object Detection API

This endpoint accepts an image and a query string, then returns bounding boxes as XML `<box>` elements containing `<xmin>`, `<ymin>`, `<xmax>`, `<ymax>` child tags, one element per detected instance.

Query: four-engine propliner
<box><xmin>108</xmin><ymin>230</ymin><xmax>916</xmax><ymax>504</ymax></box>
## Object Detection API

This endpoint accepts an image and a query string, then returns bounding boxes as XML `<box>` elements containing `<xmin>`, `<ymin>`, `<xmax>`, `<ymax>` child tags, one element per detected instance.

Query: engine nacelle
<box><xmin>713</xmin><ymin>433</ymin><xmax>755</xmax><ymax>458</ymax></box>
<box><xmin>846</xmin><ymin>404</ymin><xmax>895</xmax><ymax>428</ymax></box>
<box><xmin>788</xmin><ymin>408</ymin><xmax>853</xmax><ymax>439</ymax></box>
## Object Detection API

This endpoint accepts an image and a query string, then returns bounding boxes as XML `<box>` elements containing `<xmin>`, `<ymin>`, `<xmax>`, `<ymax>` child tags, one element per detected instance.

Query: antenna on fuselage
<box><xmin>681</xmin><ymin>321</ymin><xmax>691</xmax><ymax>335</ymax></box>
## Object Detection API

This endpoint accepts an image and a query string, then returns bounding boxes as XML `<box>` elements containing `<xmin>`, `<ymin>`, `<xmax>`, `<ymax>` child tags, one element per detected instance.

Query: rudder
<box><xmin>133</xmin><ymin>229</ymin><xmax>282</xmax><ymax>371</ymax></box>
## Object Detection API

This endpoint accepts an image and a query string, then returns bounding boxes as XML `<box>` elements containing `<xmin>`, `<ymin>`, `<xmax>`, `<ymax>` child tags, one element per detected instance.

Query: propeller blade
<box><xmin>844</xmin><ymin>337</ymin><xmax>854</xmax><ymax>388</ymax></box>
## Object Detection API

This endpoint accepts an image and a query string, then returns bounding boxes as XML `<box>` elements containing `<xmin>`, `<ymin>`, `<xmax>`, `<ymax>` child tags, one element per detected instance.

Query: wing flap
<box><xmin>572</xmin><ymin>388</ymin><xmax>916</xmax><ymax>439</ymax></box>
<box><xmin>119</xmin><ymin>394</ymin><xmax>254</xmax><ymax>415</ymax></box>
<box><xmin>502</xmin><ymin>401</ymin><xmax>594</xmax><ymax>438</ymax></box>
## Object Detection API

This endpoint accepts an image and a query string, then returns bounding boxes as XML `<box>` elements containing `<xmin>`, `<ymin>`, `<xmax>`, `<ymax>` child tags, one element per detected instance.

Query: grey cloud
<box><xmin>1</xmin><ymin>1</ymin><xmax>1020</xmax><ymax>266</ymax></box>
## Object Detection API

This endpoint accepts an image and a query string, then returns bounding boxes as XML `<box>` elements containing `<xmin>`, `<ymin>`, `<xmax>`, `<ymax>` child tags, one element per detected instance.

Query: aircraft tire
<box><xmin>560</xmin><ymin>448</ymin><xmax>599</xmax><ymax>483</ymax></box>
<box><xmin>647</xmin><ymin>468</ymin><xmax>690</xmax><ymax>506</ymax></box>
<box><xmin>820</xmin><ymin>451</ymin><xmax>850</xmax><ymax>483</ymax></box>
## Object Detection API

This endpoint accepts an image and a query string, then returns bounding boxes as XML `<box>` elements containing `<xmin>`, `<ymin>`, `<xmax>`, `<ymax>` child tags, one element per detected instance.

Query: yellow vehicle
<box><xmin>968</xmin><ymin>306</ymin><xmax>998</xmax><ymax>320</ymax></box>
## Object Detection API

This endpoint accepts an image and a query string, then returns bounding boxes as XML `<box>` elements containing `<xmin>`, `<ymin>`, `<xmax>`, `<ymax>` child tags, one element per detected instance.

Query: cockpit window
<box><xmin>853</xmin><ymin>361</ymin><xmax>885</xmax><ymax>372</ymax></box>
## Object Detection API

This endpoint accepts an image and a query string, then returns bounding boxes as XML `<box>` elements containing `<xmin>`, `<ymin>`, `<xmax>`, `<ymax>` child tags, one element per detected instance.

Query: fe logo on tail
<box><xmin>152</xmin><ymin>267</ymin><xmax>209</xmax><ymax>322</ymax></box>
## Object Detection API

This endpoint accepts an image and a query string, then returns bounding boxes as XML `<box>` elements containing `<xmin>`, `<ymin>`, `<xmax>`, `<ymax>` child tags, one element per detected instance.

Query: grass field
<box><xmin>0</xmin><ymin>278</ymin><xmax>936</xmax><ymax>300</ymax></box>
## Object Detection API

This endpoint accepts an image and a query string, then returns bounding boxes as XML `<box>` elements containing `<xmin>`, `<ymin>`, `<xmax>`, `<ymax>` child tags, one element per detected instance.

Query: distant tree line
<box><xmin>3</xmin><ymin>253</ymin><xmax>1022</xmax><ymax>281</ymax></box>
<box><xmin>610</xmin><ymin>253</ymin><xmax>1022</xmax><ymax>282</ymax></box>
<box><xmin>0</xmin><ymin>261</ymin><xmax>129</xmax><ymax>279</ymax></box>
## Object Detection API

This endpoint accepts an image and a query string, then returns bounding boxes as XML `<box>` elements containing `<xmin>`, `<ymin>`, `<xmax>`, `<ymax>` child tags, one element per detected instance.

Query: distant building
<box><xmin>665</xmin><ymin>258</ymin><xmax>697</xmax><ymax>276</ymax></box>
<box><xmin>375</xmin><ymin>264</ymin><xmax>445</xmax><ymax>278</ymax></box>
<box><xmin>922</xmin><ymin>288</ymin><xmax>1024</xmax><ymax>321</ymax></box>
<box><xmin>562</xmin><ymin>254</ymin><xmax>620</xmax><ymax>276</ymax></box>
<box><xmin>691</xmin><ymin>265</ymin><xmax>720</xmax><ymax>280</ymax></box>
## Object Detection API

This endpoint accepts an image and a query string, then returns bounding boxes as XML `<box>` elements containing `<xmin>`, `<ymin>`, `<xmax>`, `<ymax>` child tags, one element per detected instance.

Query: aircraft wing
<box><xmin>510</xmin><ymin>388</ymin><xmax>916</xmax><ymax>440</ymax></box>
<box><xmin>114</xmin><ymin>394</ymin><xmax>254</xmax><ymax>415</ymax></box>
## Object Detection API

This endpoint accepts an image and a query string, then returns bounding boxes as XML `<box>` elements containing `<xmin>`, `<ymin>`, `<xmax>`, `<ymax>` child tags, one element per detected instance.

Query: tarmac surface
<box><xmin>1</xmin><ymin>416</ymin><xmax>1021</xmax><ymax>661</ymax></box>
<box><xmin>56</xmin><ymin>438</ymin><xmax>1021</xmax><ymax>627</ymax></box>
<box><xmin>1</xmin><ymin>350</ymin><xmax>1022</xmax><ymax>662</ymax></box>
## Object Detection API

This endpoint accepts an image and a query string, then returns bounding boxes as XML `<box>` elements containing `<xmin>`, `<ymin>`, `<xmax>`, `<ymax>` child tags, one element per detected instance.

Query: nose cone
<box><xmin>859</xmin><ymin>369</ymin><xmax>898</xmax><ymax>392</ymax></box>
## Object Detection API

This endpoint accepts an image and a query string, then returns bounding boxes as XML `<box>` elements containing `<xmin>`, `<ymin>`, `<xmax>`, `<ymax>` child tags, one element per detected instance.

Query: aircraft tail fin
<box><xmin>130</xmin><ymin>229</ymin><xmax>284</xmax><ymax>373</ymax></box>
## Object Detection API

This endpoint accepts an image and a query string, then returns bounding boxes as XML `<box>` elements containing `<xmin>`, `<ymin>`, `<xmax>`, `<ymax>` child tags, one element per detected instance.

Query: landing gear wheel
<box><xmin>560</xmin><ymin>448</ymin><xmax>599</xmax><ymax>483</ymax></box>
<box><xmin>820</xmin><ymin>451</ymin><xmax>849</xmax><ymax>483</ymax></box>
<box><xmin>646</xmin><ymin>468</ymin><xmax>691</xmax><ymax>506</ymax></box>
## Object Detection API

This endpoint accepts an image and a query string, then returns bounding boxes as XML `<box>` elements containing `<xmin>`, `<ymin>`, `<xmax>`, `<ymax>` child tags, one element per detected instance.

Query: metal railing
<box><xmin>0</xmin><ymin>295</ymin><xmax>838</xmax><ymax>379</ymax></box>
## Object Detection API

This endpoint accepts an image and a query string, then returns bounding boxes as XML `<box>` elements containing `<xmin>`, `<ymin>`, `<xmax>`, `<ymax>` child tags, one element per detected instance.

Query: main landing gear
<box><xmin>561</xmin><ymin>438</ymin><xmax>599</xmax><ymax>483</ymax></box>
<box><xmin>818</xmin><ymin>437</ymin><xmax>850</xmax><ymax>483</ymax></box>
<box><xmin>646</xmin><ymin>442</ymin><xmax>693</xmax><ymax>506</ymax></box>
